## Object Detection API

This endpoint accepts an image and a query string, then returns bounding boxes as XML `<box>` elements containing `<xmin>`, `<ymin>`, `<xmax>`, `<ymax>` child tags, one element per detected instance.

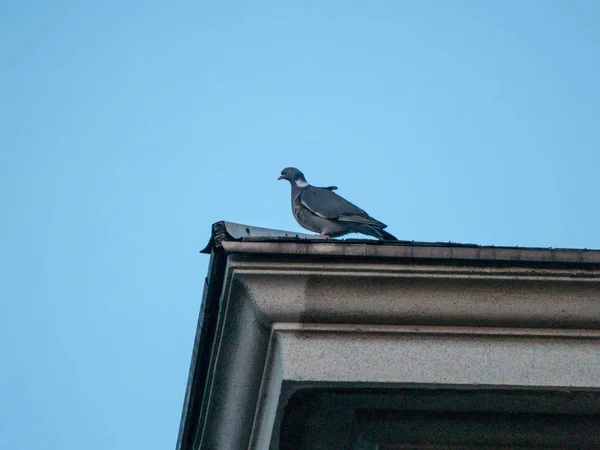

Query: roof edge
<box><xmin>201</xmin><ymin>221</ymin><xmax>600</xmax><ymax>265</ymax></box>
<box><xmin>200</xmin><ymin>221</ymin><xmax>328</xmax><ymax>253</ymax></box>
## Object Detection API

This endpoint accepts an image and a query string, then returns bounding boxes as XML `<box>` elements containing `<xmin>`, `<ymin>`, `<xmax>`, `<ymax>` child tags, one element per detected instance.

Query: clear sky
<box><xmin>1</xmin><ymin>1</ymin><xmax>599</xmax><ymax>449</ymax></box>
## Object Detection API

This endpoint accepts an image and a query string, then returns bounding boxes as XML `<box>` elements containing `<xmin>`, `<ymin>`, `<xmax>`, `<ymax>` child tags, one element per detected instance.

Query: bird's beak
<box><xmin>277</xmin><ymin>175</ymin><xmax>284</xmax><ymax>181</ymax></box>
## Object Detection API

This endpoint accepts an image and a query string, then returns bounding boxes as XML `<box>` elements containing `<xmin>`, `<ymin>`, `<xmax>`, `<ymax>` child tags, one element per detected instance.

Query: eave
<box><xmin>178</xmin><ymin>221</ymin><xmax>600</xmax><ymax>449</ymax></box>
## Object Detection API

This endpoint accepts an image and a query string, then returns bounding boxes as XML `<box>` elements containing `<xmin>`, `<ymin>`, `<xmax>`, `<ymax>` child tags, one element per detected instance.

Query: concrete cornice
<box><xmin>179</xmin><ymin>224</ymin><xmax>600</xmax><ymax>449</ymax></box>
<box><xmin>229</xmin><ymin>255</ymin><xmax>600</xmax><ymax>330</ymax></box>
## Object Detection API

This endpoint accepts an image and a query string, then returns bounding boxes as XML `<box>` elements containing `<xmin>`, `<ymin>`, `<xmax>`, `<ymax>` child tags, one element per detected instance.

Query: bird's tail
<box><xmin>359</xmin><ymin>224</ymin><xmax>398</xmax><ymax>241</ymax></box>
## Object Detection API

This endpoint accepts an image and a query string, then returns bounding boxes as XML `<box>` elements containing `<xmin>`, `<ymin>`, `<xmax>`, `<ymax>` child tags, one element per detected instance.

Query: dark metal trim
<box><xmin>176</xmin><ymin>248</ymin><xmax>227</xmax><ymax>450</ymax></box>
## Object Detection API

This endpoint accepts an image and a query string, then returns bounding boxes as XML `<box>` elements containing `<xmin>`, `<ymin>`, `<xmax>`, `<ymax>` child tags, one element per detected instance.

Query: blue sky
<box><xmin>1</xmin><ymin>1</ymin><xmax>599</xmax><ymax>449</ymax></box>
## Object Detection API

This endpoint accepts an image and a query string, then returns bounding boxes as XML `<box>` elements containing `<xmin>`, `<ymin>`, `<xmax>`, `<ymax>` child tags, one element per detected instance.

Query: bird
<box><xmin>278</xmin><ymin>167</ymin><xmax>398</xmax><ymax>240</ymax></box>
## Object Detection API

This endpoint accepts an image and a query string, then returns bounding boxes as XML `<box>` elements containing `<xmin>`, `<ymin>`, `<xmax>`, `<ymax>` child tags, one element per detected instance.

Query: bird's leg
<box><xmin>318</xmin><ymin>233</ymin><xmax>331</xmax><ymax>239</ymax></box>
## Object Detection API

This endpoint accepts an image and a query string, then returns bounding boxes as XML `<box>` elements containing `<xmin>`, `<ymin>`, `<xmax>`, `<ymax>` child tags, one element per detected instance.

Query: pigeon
<box><xmin>278</xmin><ymin>167</ymin><xmax>398</xmax><ymax>240</ymax></box>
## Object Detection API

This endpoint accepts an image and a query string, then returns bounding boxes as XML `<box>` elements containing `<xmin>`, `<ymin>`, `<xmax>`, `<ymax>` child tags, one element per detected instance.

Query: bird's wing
<box><xmin>300</xmin><ymin>186</ymin><xmax>386</xmax><ymax>227</ymax></box>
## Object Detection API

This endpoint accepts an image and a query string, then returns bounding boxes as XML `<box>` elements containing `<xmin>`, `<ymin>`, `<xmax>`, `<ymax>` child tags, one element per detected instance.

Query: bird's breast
<box><xmin>292</xmin><ymin>196</ymin><xmax>304</xmax><ymax>221</ymax></box>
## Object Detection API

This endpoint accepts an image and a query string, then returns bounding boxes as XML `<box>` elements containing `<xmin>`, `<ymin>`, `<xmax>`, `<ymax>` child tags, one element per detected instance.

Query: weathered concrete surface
<box><xmin>276</xmin><ymin>325</ymin><xmax>600</xmax><ymax>387</ymax></box>
<box><xmin>234</xmin><ymin>263</ymin><xmax>600</xmax><ymax>329</ymax></box>
<box><xmin>179</xmin><ymin>238</ymin><xmax>600</xmax><ymax>450</ymax></box>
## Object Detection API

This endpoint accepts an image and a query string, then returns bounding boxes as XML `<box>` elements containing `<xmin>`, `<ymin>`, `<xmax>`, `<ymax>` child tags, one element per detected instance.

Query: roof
<box><xmin>178</xmin><ymin>221</ymin><xmax>600</xmax><ymax>449</ymax></box>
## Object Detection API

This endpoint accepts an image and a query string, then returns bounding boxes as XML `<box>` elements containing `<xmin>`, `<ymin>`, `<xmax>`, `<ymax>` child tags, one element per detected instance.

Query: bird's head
<box><xmin>278</xmin><ymin>167</ymin><xmax>308</xmax><ymax>186</ymax></box>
